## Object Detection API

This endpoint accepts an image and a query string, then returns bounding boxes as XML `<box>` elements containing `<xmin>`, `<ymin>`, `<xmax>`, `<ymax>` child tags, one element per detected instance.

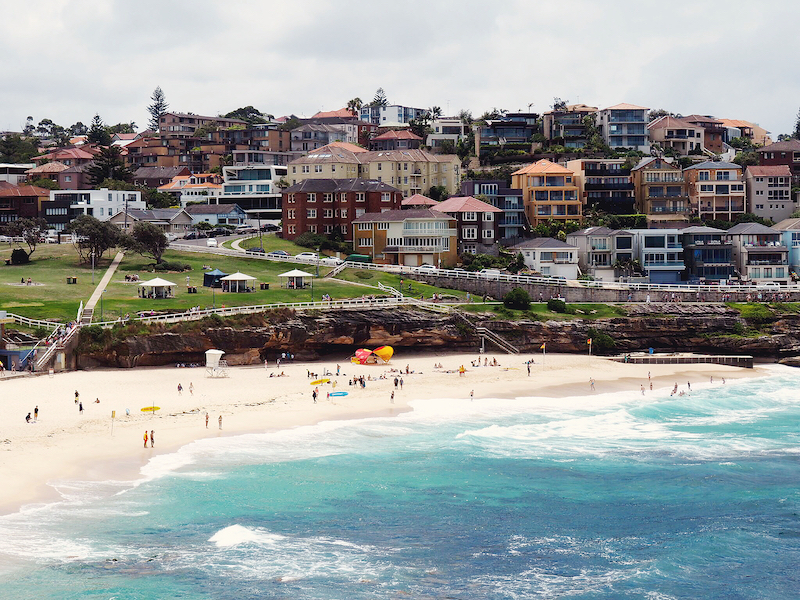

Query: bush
<box><xmin>503</xmin><ymin>288</ymin><xmax>531</xmax><ymax>310</ymax></box>
<box><xmin>587</xmin><ymin>327</ymin><xmax>616</xmax><ymax>353</ymax></box>
<box><xmin>10</xmin><ymin>248</ymin><xmax>29</xmax><ymax>265</ymax></box>
<box><xmin>547</xmin><ymin>298</ymin><xmax>567</xmax><ymax>313</ymax></box>
<box><xmin>154</xmin><ymin>261</ymin><xmax>191</xmax><ymax>272</ymax></box>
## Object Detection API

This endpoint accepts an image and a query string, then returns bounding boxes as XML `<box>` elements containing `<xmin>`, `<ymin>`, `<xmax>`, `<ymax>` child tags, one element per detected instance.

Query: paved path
<box><xmin>84</xmin><ymin>251</ymin><xmax>124</xmax><ymax>315</ymax></box>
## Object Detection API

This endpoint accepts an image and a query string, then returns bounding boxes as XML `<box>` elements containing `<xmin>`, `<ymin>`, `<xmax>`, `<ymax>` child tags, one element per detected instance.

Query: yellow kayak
<box><xmin>141</xmin><ymin>406</ymin><xmax>161</xmax><ymax>412</ymax></box>
<box><xmin>310</xmin><ymin>378</ymin><xmax>330</xmax><ymax>385</ymax></box>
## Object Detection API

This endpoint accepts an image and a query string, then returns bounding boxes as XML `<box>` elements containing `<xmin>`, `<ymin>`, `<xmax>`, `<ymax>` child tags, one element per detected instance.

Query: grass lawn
<box><xmin>0</xmin><ymin>244</ymin><xmax>397</xmax><ymax>323</ymax></box>
<box><xmin>334</xmin><ymin>268</ymin><xmax>470</xmax><ymax>302</ymax></box>
<box><xmin>236</xmin><ymin>234</ymin><xmax>315</xmax><ymax>255</ymax></box>
<box><xmin>461</xmin><ymin>301</ymin><xmax>626</xmax><ymax>321</ymax></box>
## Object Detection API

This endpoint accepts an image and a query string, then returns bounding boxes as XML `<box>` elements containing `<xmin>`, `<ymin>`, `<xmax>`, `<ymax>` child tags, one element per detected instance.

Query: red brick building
<box><xmin>757</xmin><ymin>139</ymin><xmax>800</xmax><ymax>184</ymax></box>
<box><xmin>282</xmin><ymin>178</ymin><xmax>403</xmax><ymax>241</ymax></box>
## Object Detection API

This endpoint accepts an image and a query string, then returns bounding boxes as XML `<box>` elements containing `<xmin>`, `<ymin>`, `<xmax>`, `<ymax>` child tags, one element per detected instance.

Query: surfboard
<box><xmin>141</xmin><ymin>406</ymin><xmax>160</xmax><ymax>412</ymax></box>
<box><xmin>329</xmin><ymin>391</ymin><xmax>348</xmax><ymax>397</ymax></box>
<box><xmin>310</xmin><ymin>378</ymin><xmax>330</xmax><ymax>385</ymax></box>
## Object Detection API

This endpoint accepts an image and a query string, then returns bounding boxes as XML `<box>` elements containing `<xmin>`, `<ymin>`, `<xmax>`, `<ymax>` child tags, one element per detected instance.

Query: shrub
<box><xmin>10</xmin><ymin>248</ymin><xmax>29</xmax><ymax>265</ymax></box>
<box><xmin>547</xmin><ymin>298</ymin><xmax>567</xmax><ymax>313</ymax></box>
<box><xmin>503</xmin><ymin>288</ymin><xmax>531</xmax><ymax>310</ymax></box>
<box><xmin>587</xmin><ymin>327</ymin><xmax>616</xmax><ymax>353</ymax></box>
<box><xmin>154</xmin><ymin>261</ymin><xmax>191</xmax><ymax>272</ymax></box>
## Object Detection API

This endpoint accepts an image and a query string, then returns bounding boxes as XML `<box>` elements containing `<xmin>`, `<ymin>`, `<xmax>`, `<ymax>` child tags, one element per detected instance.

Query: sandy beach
<box><xmin>0</xmin><ymin>351</ymin><xmax>765</xmax><ymax>515</ymax></box>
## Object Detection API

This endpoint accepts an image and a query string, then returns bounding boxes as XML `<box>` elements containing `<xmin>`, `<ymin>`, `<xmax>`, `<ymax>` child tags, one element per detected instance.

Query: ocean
<box><xmin>1</xmin><ymin>366</ymin><xmax>799</xmax><ymax>599</ymax></box>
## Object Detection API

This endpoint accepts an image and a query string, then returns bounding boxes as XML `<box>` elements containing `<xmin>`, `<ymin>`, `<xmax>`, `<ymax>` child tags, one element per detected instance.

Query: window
<box><xmin>302</xmin><ymin>165</ymin><xmax>310</xmax><ymax>173</ymax></box>
<box><xmin>483</xmin><ymin>212</ymin><xmax>494</xmax><ymax>222</ymax></box>
<box><xmin>357</xmin><ymin>223</ymin><xmax>371</xmax><ymax>230</ymax></box>
<box><xmin>64</xmin><ymin>175</ymin><xmax>72</xmax><ymax>182</ymax></box>
<box><xmin>356</xmin><ymin>193</ymin><xmax>365</xmax><ymax>203</ymax></box>
<box><xmin>288</xmin><ymin>225</ymin><xmax>296</xmax><ymax>235</ymax></box>
<box><xmin>307</xmin><ymin>209</ymin><xmax>317</xmax><ymax>219</ymax></box>
<box><xmin>339</xmin><ymin>209</ymin><xmax>347</xmax><ymax>218</ymax></box>
<box><xmin>341</xmin><ymin>225</ymin><xmax>347</xmax><ymax>234</ymax></box>
<box><xmin>287</xmin><ymin>209</ymin><xmax>296</xmax><ymax>220</ymax></box>
<box><xmin>355</xmin><ymin>209</ymin><xmax>365</xmax><ymax>218</ymax></box>
<box><xmin>381</xmin><ymin>192</ymin><xmax>391</xmax><ymax>202</ymax></box>
<box><xmin>307</xmin><ymin>193</ymin><xmax>316</xmax><ymax>202</ymax></box>
<box><xmin>308</xmin><ymin>225</ymin><xmax>317</xmax><ymax>233</ymax></box>
<box><xmin>700</xmin><ymin>184</ymin><xmax>713</xmax><ymax>192</ymax></box>
<box><xmin>376</xmin><ymin>222</ymin><xmax>389</xmax><ymax>230</ymax></box>
<box><xmin>462</xmin><ymin>227</ymin><xmax>477</xmax><ymax>240</ymax></box>
<box><xmin>483</xmin><ymin>229</ymin><xmax>494</xmax><ymax>239</ymax></box>
<box><xmin>463</xmin><ymin>212</ymin><xmax>477</xmax><ymax>221</ymax></box>
<box><xmin>315</xmin><ymin>165</ymin><xmax>323</xmax><ymax>173</ymax></box>
<box><xmin>698</xmin><ymin>171</ymin><xmax>710</xmax><ymax>181</ymax></box>
<box><xmin>324</xmin><ymin>225</ymin><xmax>333</xmax><ymax>234</ymax></box>
<box><xmin>323</xmin><ymin>193</ymin><xmax>333</xmax><ymax>202</ymax></box>
<box><xmin>323</xmin><ymin>209</ymin><xmax>333</xmax><ymax>218</ymax></box>
<box><xmin>359</xmin><ymin>237</ymin><xmax>373</xmax><ymax>247</ymax></box>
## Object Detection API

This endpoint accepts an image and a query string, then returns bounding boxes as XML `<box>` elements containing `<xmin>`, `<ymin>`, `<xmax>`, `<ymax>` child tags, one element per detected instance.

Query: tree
<box><xmin>223</xmin><ymin>106</ymin><xmax>268</xmax><ymax>126</ymax></box>
<box><xmin>193</xmin><ymin>123</ymin><xmax>219</xmax><ymax>138</ymax></box>
<box><xmin>503</xmin><ymin>287</ymin><xmax>531</xmax><ymax>310</ymax></box>
<box><xmin>371</xmin><ymin>87</ymin><xmax>388</xmax><ymax>107</ymax></box>
<box><xmin>7</xmin><ymin>217</ymin><xmax>47</xmax><ymax>258</ymax></box>
<box><xmin>428</xmin><ymin>106</ymin><xmax>442</xmax><ymax>120</ymax></box>
<box><xmin>733</xmin><ymin>151</ymin><xmax>759</xmax><ymax>168</ymax></box>
<box><xmin>648</xmin><ymin>108</ymin><xmax>674</xmax><ymax>122</ymax></box>
<box><xmin>87</xmin><ymin>114</ymin><xmax>112</xmax><ymax>146</ymax></box>
<box><xmin>105</xmin><ymin>122</ymin><xmax>137</xmax><ymax>134</ymax></box>
<box><xmin>552</xmin><ymin>97</ymin><xmax>568</xmax><ymax>112</ymax></box>
<box><xmin>143</xmin><ymin>188</ymin><xmax>176</xmax><ymax>209</ymax></box>
<box><xmin>346</xmin><ymin>97</ymin><xmax>363</xmax><ymax>114</ymax></box>
<box><xmin>87</xmin><ymin>146</ymin><xmax>133</xmax><ymax>186</ymax></box>
<box><xmin>279</xmin><ymin>116</ymin><xmax>301</xmax><ymax>132</ymax></box>
<box><xmin>69</xmin><ymin>121</ymin><xmax>88</xmax><ymax>136</ymax></box>
<box><xmin>408</xmin><ymin>114</ymin><xmax>432</xmax><ymax>139</ymax></box>
<box><xmin>22</xmin><ymin>116</ymin><xmax>35</xmax><ymax>136</ymax></box>
<box><xmin>0</xmin><ymin>134</ymin><xmax>39</xmax><ymax>163</ymax></box>
<box><xmin>65</xmin><ymin>214</ymin><xmax>120</xmax><ymax>263</ymax></box>
<box><xmin>507</xmin><ymin>252</ymin><xmax>526</xmax><ymax>274</ymax></box>
<box><xmin>428</xmin><ymin>185</ymin><xmax>449</xmax><ymax>201</ymax></box>
<box><xmin>457</xmin><ymin>109</ymin><xmax>473</xmax><ymax>125</ymax></box>
<box><xmin>148</xmin><ymin>86</ymin><xmax>169</xmax><ymax>132</ymax></box>
<box><xmin>121</xmin><ymin>221</ymin><xmax>168</xmax><ymax>264</ymax></box>
<box><xmin>28</xmin><ymin>177</ymin><xmax>59</xmax><ymax>190</ymax></box>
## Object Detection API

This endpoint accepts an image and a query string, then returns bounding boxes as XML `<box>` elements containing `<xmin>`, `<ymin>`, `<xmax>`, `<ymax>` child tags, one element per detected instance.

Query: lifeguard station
<box><xmin>205</xmin><ymin>349</ymin><xmax>229</xmax><ymax>378</ymax></box>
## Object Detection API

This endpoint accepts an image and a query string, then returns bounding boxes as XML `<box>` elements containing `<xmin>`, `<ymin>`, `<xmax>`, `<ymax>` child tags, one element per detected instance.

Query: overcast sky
<box><xmin>1</xmin><ymin>0</ymin><xmax>797</xmax><ymax>137</ymax></box>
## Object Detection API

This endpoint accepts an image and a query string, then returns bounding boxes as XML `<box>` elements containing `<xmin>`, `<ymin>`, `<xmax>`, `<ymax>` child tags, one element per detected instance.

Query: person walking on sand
<box><xmin>391</xmin><ymin>390</ymin><xmax>395</xmax><ymax>404</ymax></box>
<box><xmin>150</xmin><ymin>430</ymin><xmax>155</xmax><ymax>448</ymax></box>
<box><xmin>178</xmin><ymin>383</ymin><xmax>183</xmax><ymax>395</ymax></box>
<box><xmin>470</xmin><ymin>390</ymin><xmax>474</xmax><ymax>401</ymax></box>
<box><xmin>143</xmin><ymin>430</ymin><xmax>149</xmax><ymax>448</ymax></box>
<box><xmin>399</xmin><ymin>377</ymin><xmax>404</xmax><ymax>389</ymax></box>
<box><xmin>34</xmin><ymin>405</ymin><xmax>38</xmax><ymax>421</ymax></box>
<box><xmin>527</xmin><ymin>362</ymin><xmax>531</xmax><ymax>377</ymax></box>
<box><xmin>590</xmin><ymin>378</ymin><xmax>595</xmax><ymax>391</ymax></box>
<box><xmin>312</xmin><ymin>388</ymin><xmax>318</xmax><ymax>404</ymax></box>
<box><xmin>640</xmin><ymin>385</ymin><xmax>645</xmax><ymax>396</ymax></box>
<box><xmin>205</xmin><ymin>412</ymin><xmax>209</xmax><ymax>428</ymax></box>
<box><xmin>218</xmin><ymin>415</ymin><xmax>222</xmax><ymax>430</ymax></box>
<box><xmin>75</xmin><ymin>390</ymin><xmax>79</xmax><ymax>404</ymax></box>
<box><xmin>189</xmin><ymin>382</ymin><xmax>194</xmax><ymax>396</ymax></box>
<box><xmin>79</xmin><ymin>401</ymin><xmax>83</xmax><ymax>414</ymax></box>
<box><xmin>26</xmin><ymin>412</ymin><xmax>31</xmax><ymax>423</ymax></box>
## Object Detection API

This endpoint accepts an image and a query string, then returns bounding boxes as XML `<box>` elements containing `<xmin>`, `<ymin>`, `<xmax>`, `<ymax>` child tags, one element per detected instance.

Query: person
<box><xmin>649</xmin><ymin>381</ymin><xmax>653</xmax><ymax>391</ymax></box>
<box><xmin>218</xmin><ymin>415</ymin><xmax>223</xmax><ymax>430</ymax></box>
<box><xmin>312</xmin><ymin>388</ymin><xmax>318</xmax><ymax>404</ymax></box>
<box><xmin>640</xmin><ymin>384</ymin><xmax>645</xmax><ymax>395</ymax></box>
<box><xmin>399</xmin><ymin>377</ymin><xmax>404</xmax><ymax>389</ymax></box>
<box><xmin>336</xmin><ymin>364</ymin><xmax>341</xmax><ymax>376</ymax></box>
<box><xmin>34</xmin><ymin>406</ymin><xmax>38</xmax><ymax>421</ymax></box>
<box><xmin>79</xmin><ymin>401</ymin><xmax>83</xmax><ymax>414</ymax></box>
<box><xmin>590</xmin><ymin>378</ymin><xmax>595</xmax><ymax>391</ymax></box>
<box><xmin>722</xmin><ymin>377</ymin><xmax>726</xmax><ymax>384</ymax></box>
<box><xmin>470</xmin><ymin>390</ymin><xmax>474</xmax><ymax>401</ymax></box>
<box><xmin>205</xmin><ymin>412</ymin><xmax>209</xmax><ymax>428</ymax></box>
<box><xmin>394</xmin><ymin>377</ymin><xmax>399</xmax><ymax>389</ymax></box>
<box><xmin>390</xmin><ymin>390</ymin><xmax>395</xmax><ymax>404</ymax></box>
<box><xmin>527</xmin><ymin>362</ymin><xmax>531</xmax><ymax>377</ymax></box>
<box><xmin>688</xmin><ymin>381</ymin><xmax>692</xmax><ymax>390</ymax></box>
<box><xmin>143</xmin><ymin>430</ymin><xmax>149</xmax><ymax>448</ymax></box>
<box><xmin>25</xmin><ymin>412</ymin><xmax>31</xmax><ymax>423</ymax></box>
<box><xmin>75</xmin><ymin>390</ymin><xmax>79</xmax><ymax>404</ymax></box>
<box><xmin>150</xmin><ymin>430</ymin><xmax>155</xmax><ymax>448</ymax></box>
<box><xmin>189</xmin><ymin>382</ymin><xmax>194</xmax><ymax>396</ymax></box>
<box><xmin>177</xmin><ymin>383</ymin><xmax>183</xmax><ymax>395</ymax></box>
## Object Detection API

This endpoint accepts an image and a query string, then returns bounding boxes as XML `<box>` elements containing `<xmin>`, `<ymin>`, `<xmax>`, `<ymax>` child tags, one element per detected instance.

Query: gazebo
<box><xmin>220</xmin><ymin>272</ymin><xmax>256</xmax><ymax>292</ymax></box>
<box><xmin>138</xmin><ymin>277</ymin><xmax>177</xmax><ymax>299</ymax></box>
<box><xmin>203</xmin><ymin>268</ymin><xmax>228</xmax><ymax>288</ymax></box>
<box><xmin>278</xmin><ymin>269</ymin><xmax>314</xmax><ymax>289</ymax></box>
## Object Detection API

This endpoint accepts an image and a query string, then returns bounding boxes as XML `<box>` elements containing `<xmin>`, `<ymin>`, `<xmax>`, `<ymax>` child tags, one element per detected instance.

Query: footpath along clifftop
<box><xmin>73</xmin><ymin>303</ymin><xmax>800</xmax><ymax>368</ymax></box>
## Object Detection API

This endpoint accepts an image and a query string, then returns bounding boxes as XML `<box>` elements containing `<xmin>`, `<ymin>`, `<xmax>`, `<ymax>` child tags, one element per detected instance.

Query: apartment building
<box><xmin>541</xmin><ymin>104</ymin><xmax>597</xmax><ymax>148</ymax></box>
<box><xmin>0</xmin><ymin>184</ymin><xmax>51</xmax><ymax>226</ymax></box>
<box><xmin>290</xmin><ymin>124</ymin><xmax>347</xmax><ymax>152</ymax></box>
<box><xmin>287</xmin><ymin>143</ymin><xmax>365</xmax><ymax>185</ymax></box>
<box><xmin>158</xmin><ymin>173</ymin><xmax>224</xmax><ymax>206</ymax></box>
<box><xmin>51</xmin><ymin>188</ymin><xmax>145</xmax><ymax>221</ymax></box>
<box><xmin>683</xmin><ymin>161</ymin><xmax>745</xmax><ymax>221</ymax></box>
<box><xmin>352</xmin><ymin>208</ymin><xmax>458</xmax><ymax>267</ymax></box>
<box><xmin>630</xmin><ymin>157</ymin><xmax>690</xmax><ymax>224</ymax></box>
<box><xmin>567</xmin><ymin>158</ymin><xmax>635</xmax><ymax>214</ymax></box>
<box><xmin>359</xmin><ymin>104</ymin><xmax>427</xmax><ymax>126</ymax></box>
<box><xmin>460</xmin><ymin>179</ymin><xmax>525</xmax><ymax>241</ymax></box>
<box><xmin>509</xmin><ymin>238</ymin><xmax>579</xmax><ymax>279</ymax></box>
<box><xmin>281</xmin><ymin>178</ymin><xmax>402</xmax><ymax>241</ymax></box>
<box><xmin>216</xmin><ymin>164</ymin><xmax>288</xmax><ymax>220</ymax></box>
<box><xmin>757</xmin><ymin>139</ymin><xmax>800</xmax><ymax>184</ymax></box>
<box><xmin>727</xmin><ymin>222</ymin><xmax>789</xmax><ymax>283</ymax></box>
<box><xmin>433</xmin><ymin>195</ymin><xmax>502</xmax><ymax>254</ymax></box>
<box><xmin>647</xmin><ymin>116</ymin><xmax>705</xmax><ymax>156</ymax></box>
<box><xmin>771</xmin><ymin>218</ymin><xmax>800</xmax><ymax>275</ymax></box>
<box><xmin>630</xmin><ymin>229</ymin><xmax>685</xmax><ymax>284</ymax></box>
<box><xmin>426</xmin><ymin>117</ymin><xmax>469</xmax><ymax>152</ymax></box>
<box><xmin>511</xmin><ymin>160</ymin><xmax>581</xmax><ymax>226</ymax></box>
<box><xmin>595</xmin><ymin>103</ymin><xmax>650</xmax><ymax>152</ymax></box>
<box><xmin>680</xmin><ymin>226</ymin><xmax>734</xmax><ymax>282</ymax></box>
<box><xmin>473</xmin><ymin>112</ymin><xmax>539</xmax><ymax>157</ymax></box>
<box><xmin>158</xmin><ymin>112</ymin><xmax>247</xmax><ymax>138</ymax></box>
<box><xmin>565</xmin><ymin>226</ymin><xmax>616</xmax><ymax>280</ymax></box>
<box><xmin>745</xmin><ymin>165</ymin><xmax>794</xmax><ymax>222</ymax></box>
<box><xmin>368</xmin><ymin>130</ymin><xmax>422</xmax><ymax>151</ymax></box>
<box><xmin>683</xmin><ymin>115</ymin><xmax>726</xmax><ymax>154</ymax></box>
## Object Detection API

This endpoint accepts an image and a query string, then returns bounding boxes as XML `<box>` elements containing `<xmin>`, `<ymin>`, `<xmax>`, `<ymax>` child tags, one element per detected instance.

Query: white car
<box><xmin>414</xmin><ymin>264</ymin><xmax>437</xmax><ymax>272</ymax></box>
<box><xmin>319</xmin><ymin>257</ymin><xmax>343</xmax><ymax>266</ymax></box>
<box><xmin>295</xmin><ymin>252</ymin><xmax>319</xmax><ymax>260</ymax></box>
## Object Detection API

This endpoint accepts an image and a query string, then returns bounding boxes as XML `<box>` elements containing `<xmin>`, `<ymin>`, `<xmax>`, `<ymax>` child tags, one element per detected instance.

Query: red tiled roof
<box><xmin>26</xmin><ymin>161</ymin><xmax>68</xmax><ymax>174</ymax></box>
<box><xmin>401</xmin><ymin>194</ymin><xmax>438</xmax><ymax>206</ymax></box>
<box><xmin>512</xmin><ymin>159</ymin><xmax>575</xmax><ymax>176</ymax></box>
<box><xmin>434</xmin><ymin>196</ymin><xmax>502</xmax><ymax>213</ymax></box>
<box><xmin>0</xmin><ymin>185</ymin><xmax>51</xmax><ymax>197</ymax></box>
<box><xmin>33</xmin><ymin>146</ymin><xmax>98</xmax><ymax>163</ymax></box>
<box><xmin>746</xmin><ymin>165</ymin><xmax>792</xmax><ymax>177</ymax></box>
<box><xmin>372</xmin><ymin>130</ymin><xmax>423</xmax><ymax>141</ymax></box>
<box><xmin>311</xmin><ymin>108</ymin><xmax>356</xmax><ymax>119</ymax></box>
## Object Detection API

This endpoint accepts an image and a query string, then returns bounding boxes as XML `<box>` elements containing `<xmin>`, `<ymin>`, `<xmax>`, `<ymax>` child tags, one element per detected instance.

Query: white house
<box><xmin>509</xmin><ymin>237</ymin><xmax>580</xmax><ymax>279</ymax></box>
<box><xmin>51</xmin><ymin>188</ymin><xmax>145</xmax><ymax>221</ymax></box>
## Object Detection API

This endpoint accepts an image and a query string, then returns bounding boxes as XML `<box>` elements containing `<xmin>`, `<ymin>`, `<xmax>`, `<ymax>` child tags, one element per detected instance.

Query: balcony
<box><xmin>585</xmin><ymin>167</ymin><xmax>631</xmax><ymax>176</ymax></box>
<box><xmin>644</xmin><ymin>261</ymin><xmax>685</xmax><ymax>268</ymax></box>
<box><xmin>664</xmin><ymin>132</ymin><xmax>693</xmax><ymax>139</ymax></box>
<box><xmin>585</xmin><ymin>182</ymin><xmax>634</xmax><ymax>191</ymax></box>
<box><xmin>746</xmin><ymin>259</ymin><xmax>788</xmax><ymax>266</ymax></box>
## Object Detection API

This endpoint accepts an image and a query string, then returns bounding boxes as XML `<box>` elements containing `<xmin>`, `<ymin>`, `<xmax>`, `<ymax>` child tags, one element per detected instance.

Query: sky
<box><xmin>1</xmin><ymin>0</ymin><xmax>797</xmax><ymax>137</ymax></box>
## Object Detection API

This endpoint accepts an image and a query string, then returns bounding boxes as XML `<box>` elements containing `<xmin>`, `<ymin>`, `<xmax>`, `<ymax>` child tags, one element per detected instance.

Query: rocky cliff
<box><xmin>76</xmin><ymin>304</ymin><xmax>800</xmax><ymax>369</ymax></box>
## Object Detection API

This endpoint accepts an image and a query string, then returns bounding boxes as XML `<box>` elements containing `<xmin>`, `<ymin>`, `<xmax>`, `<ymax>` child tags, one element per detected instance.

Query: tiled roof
<box><xmin>134</xmin><ymin>166</ymin><xmax>192</xmax><ymax>180</ymax></box>
<box><xmin>648</xmin><ymin>116</ymin><xmax>701</xmax><ymax>130</ymax></box>
<box><xmin>358</xmin><ymin>149</ymin><xmax>455</xmax><ymax>163</ymax></box>
<box><xmin>284</xmin><ymin>178</ymin><xmax>401</xmax><ymax>193</ymax></box>
<box><xmin>0</xmin><ymin>185</ymin><xmax>51</xmax><ymax>197</ymax></box>
<box><xmin>124</xmin><ymin>208</ymin><xmax>185</xmax><ymax>222</ymax></box>
<box><xmin>512</xmin><ymin>159</ymin><xmax>574</xmax><ymax>176</ymax></box>
<box><xmin>510</xmin><ymin>237</ymin><xmax>577</xmax><ymax>250</ymax></box>
<box><xmin>311</xmin><ymin>108</ymin><xmax>356</xmax><ymax>119</ymax></box>
<box><xmin>161</xmin><ymin>112</ymin><xmax>246</xmax><ymax>124</ymax></box>
<box><xmin>683</xmin><ymin>114</ymin><xmax>724</xmax><ymax>125</ymax></box>
<box><xmin>353</xmin><ymin>208</ymin><xmax>454</xmax><ymax>223</ymax></box>
<box><xmin>184</xmin><ymin>203</ymin><xmax>245</xmax><ymax>215</ymax></box>
<box><xmin>757</xmin><ymin>139</ymin><xmax>800</xmax><ymax>153</ymax></box>
<box><xmin>603</xmin><ymin>103</ymin><xmax>649</xmax><ymax>111</ymax></box>
<box><xmin>33</xmin><ymin>147</ymin><xmax>98</xmax><ymax>163</ymax></box>
<box><xmin>372</xmin><ymin>130</ymin><xmax>423</xmax><ymax>141</ymax></box>
<box><xmin>401</xmin><ymin>194</ymin><xmax>438</xmax><ymax>206</ymax></box>
<box><xmin>61</xmin><ymin>162</ymin><xmax>94</xmax><ymax>174</ymax></box>
<box><xmin>26</xmin><ymin>161</ymin><xmax>68</xmax><ymax>174</ymax></box>
<box><xmin>434</xmin><ymin>196</ymin><xmax>502</xmax><ymax>213</ymax></box>
<box><xmin>631</xmin><ymin>156</ymin><xmax>678</xmax><ymax>171</ymax></box>
<box><xmin>746</xmin><ymin>165</ymin><xmax>792</xmax><ymax>177</ymax></box>
<box><xmin>772</xmin><ymin>218</ymin><xmax>800</xmax><ymax>231</ymax></box>
<box><xmin>727</xmin><ymin>222</ymin><xmax>781</xmax><ymax>235</ymax></box>
<box><xmin>718</xmin><ymin>119</ymin><xmax>753</xmax><ymax>129</ymax></box>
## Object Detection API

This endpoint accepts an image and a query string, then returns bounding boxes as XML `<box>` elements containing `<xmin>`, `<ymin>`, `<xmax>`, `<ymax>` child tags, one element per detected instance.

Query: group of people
<box><xmin>470</xmin><ymin>357</ymin><xmax>501</xmax><ymax>367</ymax></box>
<box><xmin>143</xmin><ymin>429</ymin><xmax>155</xmax><ymax>448</ymax></box>
<box><xmin>204</xmin><ymin>412</ymin><xmax>223</xmax><ymax>429</ymax></box>
<box><xmin>24</xmin><ymin>405</ymin><xmax>39</xmax><ymax>423</ymax></box>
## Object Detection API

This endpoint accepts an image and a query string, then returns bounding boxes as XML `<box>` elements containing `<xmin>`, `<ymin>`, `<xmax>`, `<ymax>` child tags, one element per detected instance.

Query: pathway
<box><xmin>82</xmin><ymin>251</ymin><xmax>124</xmax><ymax>323</ymax></box>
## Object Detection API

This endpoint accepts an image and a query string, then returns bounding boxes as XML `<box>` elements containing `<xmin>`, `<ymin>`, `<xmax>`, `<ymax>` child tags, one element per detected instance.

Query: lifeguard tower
<box><xmin>205</xmin><ymin>349</ymin><xmax>229</xmax><ymax>378</ymax></box>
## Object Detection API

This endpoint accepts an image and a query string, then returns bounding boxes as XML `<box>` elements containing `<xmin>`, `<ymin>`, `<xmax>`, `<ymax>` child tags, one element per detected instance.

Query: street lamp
<box><xmin>100</xmin><ymin>289</ymin><xmax>106</xmax><ymax>321</ymax></box>
<box><xmin>91</xmin><ymin>252</ymin><xmax>95</xmax><ymax>285</ymax></box>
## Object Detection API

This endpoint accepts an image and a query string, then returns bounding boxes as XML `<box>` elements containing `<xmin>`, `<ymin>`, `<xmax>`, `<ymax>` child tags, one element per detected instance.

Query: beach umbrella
<box><xmin>352</xmin><ymin>349</ymin><xmax>373</xmax><ymax>364</ymax></box>
<box><xmin>373</xmin><ymin>346</ymin><xmax>394</xmax><ymax>363</ymax></box>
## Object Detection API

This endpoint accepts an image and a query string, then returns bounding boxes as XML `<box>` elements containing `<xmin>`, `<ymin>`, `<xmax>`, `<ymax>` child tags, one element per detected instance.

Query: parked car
<box><xmin>261</xmin><ymin>224</ymin><xmax>280</xmax><ymax>232</ymax></box>
<box><xmin>206</xmin><ymin>238</ymin><xmax>218</xmax><ymax>248</ymax></box>
<box><xmin>319</xmin><ymin>257</ymin><xmax>343</xmax><ymax>266</ymax></box>
<box><xmin>479</xmin><ymin>268</ymin><xmax>501</xmax><ymax>280</ymax></box>
<box><xmin>185</xmin><ymin>232</ymin><xmax>207</xmax><ymax>240</ymax></box>
<box><xmin>414</xmin><ymin>264</ymin><xmax>437</xmax><ymax>272</ymax></box>
<box><xmin>295</xmin><ymin>252</ymin><xmax>319</xmax><ymax>260</ymax></box>
<box><xmin>756</xmin><ymin>281</ymin><xmax>781</xmax><ymax>290</ymax></box>
<box><xmin>245</xmin><ymin>247</ymin><xmax>265</xmax><ymax>254</ymax></box>
<box><xmin>266</xmin><ymin>250</ymin><xmax>290</xmax><ymax>257</ymax></box>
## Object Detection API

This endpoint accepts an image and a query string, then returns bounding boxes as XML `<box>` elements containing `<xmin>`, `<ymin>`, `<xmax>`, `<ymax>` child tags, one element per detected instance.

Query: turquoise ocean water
<box><xmin>1</xmin><ymin>366</ymin><xmax>799</xmax><ymax>599</ymax></box>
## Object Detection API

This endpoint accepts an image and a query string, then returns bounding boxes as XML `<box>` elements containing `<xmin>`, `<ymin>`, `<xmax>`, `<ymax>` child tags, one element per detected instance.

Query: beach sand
<box><xmin>0</xmin><ymin>352</ymin><xmax>765</xmax><ymax>515</ymax></box>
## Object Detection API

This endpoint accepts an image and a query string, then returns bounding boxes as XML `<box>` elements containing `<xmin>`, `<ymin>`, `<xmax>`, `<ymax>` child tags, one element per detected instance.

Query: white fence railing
<box><xmin>6</xmin><ymin>313</ymin><xmax>63</xmax><ymax>330</ymax></box>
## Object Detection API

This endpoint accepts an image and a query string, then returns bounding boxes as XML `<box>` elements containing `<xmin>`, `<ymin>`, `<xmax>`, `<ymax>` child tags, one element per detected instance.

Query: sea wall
<box><xmin>75</xmin><ymin>304</ymin><xmax>800</xmax><ymax>369</ymax></box>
